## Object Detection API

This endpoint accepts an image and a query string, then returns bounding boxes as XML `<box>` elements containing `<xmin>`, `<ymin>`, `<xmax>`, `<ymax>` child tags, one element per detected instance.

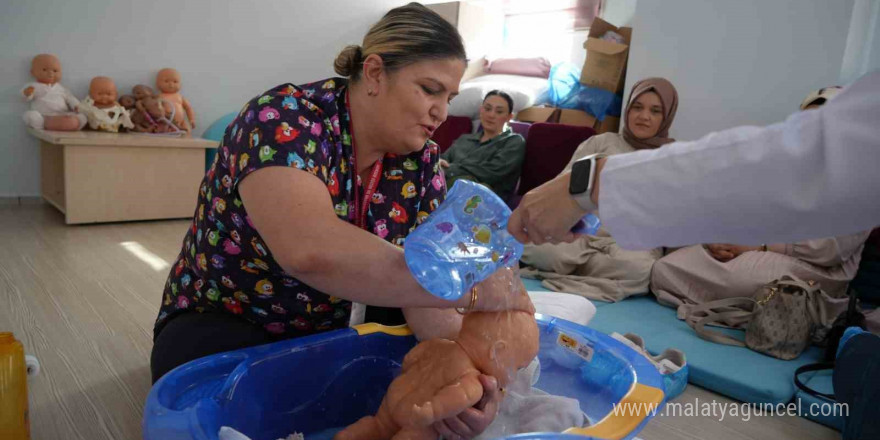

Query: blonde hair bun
<box><xmin>333</xmin><ymin>45</ymin><xmax>363</xmax><ymax>77</ymax></box>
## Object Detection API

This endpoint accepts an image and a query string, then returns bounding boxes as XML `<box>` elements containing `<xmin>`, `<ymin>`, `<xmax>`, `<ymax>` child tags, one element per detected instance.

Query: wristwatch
<box><xmin>569</xmin><ymin>153</ymin><xmax>606</xmax><ymax>212</ymax></box>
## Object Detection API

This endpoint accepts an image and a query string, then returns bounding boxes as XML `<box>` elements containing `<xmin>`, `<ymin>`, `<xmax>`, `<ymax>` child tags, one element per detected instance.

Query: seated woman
<box><xmin>150</xmin><ymin>5</ymin><xmax>533</xmax><ymax>439</ymax></box>
<box><xmin>520</xmin><ymin>78</ymin><xmax>679</xmax><ymax>302</ymax></box>
<box><xmin>439</xmin><ymin>90</ymin><xmax>525</xmax><ymax>200</ymax></box>
<box><xmin>650</xmin><ymin>86</ymin><xmax>872</xmax><ymax>324</ymax></box>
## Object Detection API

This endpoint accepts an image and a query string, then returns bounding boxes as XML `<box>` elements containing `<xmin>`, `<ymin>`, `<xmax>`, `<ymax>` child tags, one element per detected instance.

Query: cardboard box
<box><xmin>559</xmin><ymin>109</ymin><xmax>597</xmax><ymax>127</ymax></box>
<box><xmin>580</xmin><ymin>17</ymin><xmax>632</xmax><ymax>94</ymax></box>
<box><xmin>516</xmin><ymin>106</ymin><xmax>557</xmax><ymax>124</ymax></box>
<box><xmin>593</xmin><ymin>116</ymin><xmax>620</xmax><ymax>134</ymax></box>
<box><xmin>516</xmin><ymin>106</ymin><xmax>596</xmax><ymax>128</ymax></box>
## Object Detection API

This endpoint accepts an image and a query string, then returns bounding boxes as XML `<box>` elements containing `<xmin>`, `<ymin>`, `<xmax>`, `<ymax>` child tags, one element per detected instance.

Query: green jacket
<box><xmin>441</xmin><ymin>128</ymin><xmax>526</xmax><ymax>199</ymax></box>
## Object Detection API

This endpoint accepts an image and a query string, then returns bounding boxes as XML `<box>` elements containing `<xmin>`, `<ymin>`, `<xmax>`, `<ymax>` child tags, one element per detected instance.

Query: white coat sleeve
<box><xmin>598</xmin><ymin>71</ymin><xmax>880</xmax><ymax>250</ymax></box>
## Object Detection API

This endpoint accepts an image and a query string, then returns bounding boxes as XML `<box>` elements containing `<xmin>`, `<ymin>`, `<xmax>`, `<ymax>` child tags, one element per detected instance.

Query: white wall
<box><xmin>841</xmin><ymin>0</ymin><xmax>880</xmax><ymax>83</ymax></box>
<box><xmin>624</xmin><ymin>0</ymin><xmax>857</xmax><ymax>142</ymax></box>
<box><xmin>602</xmin><ymin>0</ymin><xmax>638</xmax><ymax>27</ymax></box>
<box><xmin>0</xmin><ymin>0</ymin><xmax>413</xmax><ymax>197</ymax></box>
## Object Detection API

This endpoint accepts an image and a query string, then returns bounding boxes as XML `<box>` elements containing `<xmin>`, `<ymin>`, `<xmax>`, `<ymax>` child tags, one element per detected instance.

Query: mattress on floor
<box><xmin>793</xmin><ymin>370</ymin><xmax>845</xmax><ymax>430</ymax></box>
<box><xmin>522</xmin><ymin>278</ymin><xmax>826</xmax><ymax>406</ymax></box>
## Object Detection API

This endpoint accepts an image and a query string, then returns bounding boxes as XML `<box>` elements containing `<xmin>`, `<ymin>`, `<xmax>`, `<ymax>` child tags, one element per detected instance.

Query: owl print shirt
<box><xmin>155</xmin><ymin>78</ymin><xmax>447</xmax><ymax>339</ymax></box>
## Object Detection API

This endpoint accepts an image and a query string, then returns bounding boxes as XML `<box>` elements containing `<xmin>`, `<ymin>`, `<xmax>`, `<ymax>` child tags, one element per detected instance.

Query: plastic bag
<box><xmin>547</xmin><ymin>62</ymin><xmax>582</xmax><ymax>107</ymax></box>
<box><xmin>548</xmin><ymin>63</ymin><xmax>623</xmax><ymax>121</ymax></box>
<box><xmin>559</xmin><ymin>86</ymin><xmax>622</xmax><ymax>121</ymax></box>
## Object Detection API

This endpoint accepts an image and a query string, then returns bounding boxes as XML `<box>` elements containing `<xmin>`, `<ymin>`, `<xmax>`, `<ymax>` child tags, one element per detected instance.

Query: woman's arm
<box><xmin>240</xmin><ymin>166</ymin><xmax>456</xmax><ymax>308</ymax></box>
<box><xmin>562</xmin><ymin>135</ymin><xmax>604</xmax><ymax>173</ymax></box>
<box><xmin>598</xmin><ymin>72</ymin><xmax>880</xmax><ymax>250</ymax></box>
<box><xmin>239</xmin><ymin>166</ymin><xmax>534</xmax><ymax>312</ymax></box>
<box><xmin>780</xmin><ymin>231</ymin><xmax>871</xmax><ymax>267</ymax></box>
<box><xmin>403</xmin><ymin>307</ymin><xmax>462</xmax><ymax>340</ymax></box>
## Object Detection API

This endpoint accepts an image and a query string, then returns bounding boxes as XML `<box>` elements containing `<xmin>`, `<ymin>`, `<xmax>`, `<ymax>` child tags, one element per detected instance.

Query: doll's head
<box><xmin>132</xmin><ymin>84</ymin><xmax>155</xmax><ymax>101</ymax></box>
<box><xmin>458</xmin><ymin>310</ymin><xmax>539</xmax><ymax>387</ymax></box>
<box><xmin>139</xmin><ymin>96</ymin><xmax>166</xmax><ymax>119</ymax></box>
<box><xmin>156</xmin><ymin>68</ymin><xmax>181</xmax><ymax>94</ymax></box>
<box><xmin>119</xmin><ymin>95</ymin><xmax>136</xmax><ymax>110</ymax></box>
<box><xmin>30</xmin><ymin>54</ymin><xmax>62</xmax><ymax>85</ymax></box>
<box><xmin>89</xmin><ymin>76</ymin><xmax>118</xmax><ymax>108</ymax></box>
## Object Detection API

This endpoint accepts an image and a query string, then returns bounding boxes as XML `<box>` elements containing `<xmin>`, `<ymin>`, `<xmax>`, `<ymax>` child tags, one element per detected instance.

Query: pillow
<box><xmin>448</xmin><ymin>74</ymin><xmax>550</xmax><ymax>120</ymax></box>
<box><xmin>486</xmin><ymin>57</ymin><xmax>552</xmax><ymax>78</ymax></box>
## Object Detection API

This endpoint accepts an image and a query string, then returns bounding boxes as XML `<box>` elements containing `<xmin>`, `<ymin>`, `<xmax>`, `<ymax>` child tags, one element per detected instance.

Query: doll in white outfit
<box><xmin>78</xmin><ymin>76</ymin><xmax>134</xmax><ymax>132</ymax></box>
<box><xmin>21</xmin><ymin>54</ymin><xmax>87</xmax><ymax>131</ymax></box>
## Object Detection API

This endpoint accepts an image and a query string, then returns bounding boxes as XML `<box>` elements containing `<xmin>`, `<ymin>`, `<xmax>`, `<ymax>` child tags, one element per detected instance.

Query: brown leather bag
<box><xmin>684</xmin><ymin>276</ymin><xmax>827</xmax><ymax>360</ymax></box>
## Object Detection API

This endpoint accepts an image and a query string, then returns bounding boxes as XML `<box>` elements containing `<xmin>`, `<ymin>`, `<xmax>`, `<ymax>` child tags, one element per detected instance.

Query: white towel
<box><xmin>530</xmin><ymin>291</ymin><xmax>597</xmax><ymax>326</ymax></box>
<box><xmin>218</xmin><ymin>427</ymin><xmax>303</xmax><ymax>440</ymax></box>
<box><xmin>475</xmin><ymin>358</ymin><xmax>587</xmax><ymax>440</ymax></box>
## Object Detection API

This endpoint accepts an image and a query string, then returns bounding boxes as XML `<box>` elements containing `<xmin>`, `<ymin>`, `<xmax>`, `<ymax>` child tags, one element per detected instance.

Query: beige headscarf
<box><xmin>622</xmin><ymin>77</ymin><xmax>679</xmax><ymax>150</ymax></box>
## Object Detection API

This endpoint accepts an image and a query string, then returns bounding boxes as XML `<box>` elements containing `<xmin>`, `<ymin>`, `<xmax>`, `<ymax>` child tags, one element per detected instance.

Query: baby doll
<box><xmin>130</xmin><ymin>96</ymin><xmax>172</xmax><ymax>133</ymax></box>
<box><xmin>119</xmin><ymin>94</ymin><xmax>136</xmax><ymax>110</ymax></box>
<box><xmin>78</xmin><ymin>76</ymin><xmax>133</xmax><ymax>132</ymax></box>
<box><xmin>334</xmin><ymin>309</ymin><xmax>539</xmax><ymax>440</ymax></box>
<box><xmin>132</xmin><ymin>84</ymin><xmax>155</xmax><ymax>102</ymax></box>
<box><xmin>156</xmin><ymin>68</ymin><xmax>195</xmax><ymax>132</ymax></box>
<box><xmin>21</xmin><ymin>54</ymin><xmax>87</xmax><ymax>131</ymax></box>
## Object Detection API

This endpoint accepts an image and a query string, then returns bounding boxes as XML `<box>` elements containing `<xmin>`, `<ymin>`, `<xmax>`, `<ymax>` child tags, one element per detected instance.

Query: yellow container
<box><xmin>0</xmin><ymin>332</ymin><xmax>29</xmax><ymax>440</ymax></box>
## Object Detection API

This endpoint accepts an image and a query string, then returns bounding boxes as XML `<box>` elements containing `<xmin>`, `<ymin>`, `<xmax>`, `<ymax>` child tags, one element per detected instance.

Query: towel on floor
<box><xmin>475</xmin><ymin>357</ymin><xmax>587</xmax><ymax>440</ymax></box>
<box><xmin>530</xmin><ymin>290</ymin><xmax>597</xmax><ymax>326</ymax></box>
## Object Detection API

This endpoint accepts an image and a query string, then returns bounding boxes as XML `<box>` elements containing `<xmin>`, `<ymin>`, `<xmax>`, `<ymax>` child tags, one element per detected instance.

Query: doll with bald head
<box><xmin>78</xmin><ymin>76</ymin><xmax>134</xmax><ymax>132</ymax></box>
<box><xmin>335</xmin><ymin>308</ymin><xmax>539</xmax><ymax>440</ymax></box>
<box><xmin>156</xmin><ymin>68</ymin><xmax>195</xmax><ymax>133</ymax></box>
<box><xmin>21</xmin><ymin>54</ymin><xmax>87</xmax><ymax>131</ymax></box>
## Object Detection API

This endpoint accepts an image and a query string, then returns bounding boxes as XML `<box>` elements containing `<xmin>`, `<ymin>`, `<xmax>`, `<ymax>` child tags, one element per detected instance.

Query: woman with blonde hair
<box><xmin>151</xmin><ymin>5</ymin><xmax>532</xmax><ymax>437</ymax></box>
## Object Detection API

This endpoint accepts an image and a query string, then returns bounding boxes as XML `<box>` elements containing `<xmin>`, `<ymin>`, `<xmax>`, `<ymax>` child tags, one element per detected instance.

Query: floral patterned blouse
<box><xmin>154</xmin><ymin>78</ymin><xmax>446</xmax><ymax>339</ymax></box>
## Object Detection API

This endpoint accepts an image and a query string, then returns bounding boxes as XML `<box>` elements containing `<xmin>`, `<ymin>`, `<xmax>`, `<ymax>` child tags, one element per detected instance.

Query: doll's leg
<box><xmin>23</xmin><ymin>111</ymin><xmax>44</xmax><ymax>129</ymax></box>
<box><xmin>390</xmin><ymin>425</ymin><xmax>436</xmax><ymax>440</ymax></box>
<box><xmin>334</xmin><ymin>415</ymin><xmax>391</xmax><ymax>440</ymax></box>
<box><xmin>44</xmin><ymin>114</ymin><xmax>84</xmax><ymax>131</ymax></box>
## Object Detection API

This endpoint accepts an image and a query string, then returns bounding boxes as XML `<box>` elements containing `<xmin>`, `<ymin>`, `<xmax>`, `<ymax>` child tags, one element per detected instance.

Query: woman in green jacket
<box><xmin>440</xmin><ymin>90</ymin><xmax>525</xmax><ymax>199</ymax></box>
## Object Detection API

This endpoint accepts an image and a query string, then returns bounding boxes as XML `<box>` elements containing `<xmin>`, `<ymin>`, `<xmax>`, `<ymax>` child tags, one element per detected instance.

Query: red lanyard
<box><xmin>346</xmin><ymin>90</ymin><xmax>383</xmax><ymax>230</ymax></box>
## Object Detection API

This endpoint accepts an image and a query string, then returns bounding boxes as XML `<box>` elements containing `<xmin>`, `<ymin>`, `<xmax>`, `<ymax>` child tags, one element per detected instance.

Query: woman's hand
<box><xmin>507</xmin><ymin>171</ymin><xmax>584</xmax><ymax>245</ymax></box>
<box><xmin>440</xmin><ymin>158</ymin><xmax>450</xmax><ymax>168</ymax></box>
<box><xmin>706</xmin><ymin>244</ymin><xmax>762</xmax><ymax>262</ymax></box>
<box><xmin>463</xmin><ymin>267</ymin><xmax>535</xmax><ymax>314</ymax></box>
<box><xmin>433</xmin><ymin>375</ymin><xmax>501</xmax><ymax>440</ymax></box>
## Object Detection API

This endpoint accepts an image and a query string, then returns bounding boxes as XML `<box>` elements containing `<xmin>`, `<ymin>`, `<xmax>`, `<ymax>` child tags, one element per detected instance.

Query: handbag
<box><xmin>684</xmin><ymin>276</ymin><xmax>823</xmax><ymax>360</ymax></box>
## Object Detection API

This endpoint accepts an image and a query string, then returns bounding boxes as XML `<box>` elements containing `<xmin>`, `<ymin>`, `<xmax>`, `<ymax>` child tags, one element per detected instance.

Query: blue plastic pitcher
<box><xmin>405</xmin><ymin>180</ymin><xmax>523</xmax><ymax>301</ymax></box>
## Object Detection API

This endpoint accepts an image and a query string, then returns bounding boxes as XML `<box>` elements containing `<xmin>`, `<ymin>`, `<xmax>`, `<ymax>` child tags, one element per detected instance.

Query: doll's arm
<box><xmin>61</xmin><ymin>86</ymin><xmax>81</xmax><ymax>111</ymax></box>
<box><xmin>409</xmin><ymin>374</ymin><xmax>483</xmax><ymax>425</ymax></box>
<box><xmin>183</xmin><ymin>97</ymin><xmax>195</xmax><ymax>128</ymax></box>
<box><xmin>22</xmin><ymin>85</ymin><xmax>35</xmax><ymax>100</ymax></box>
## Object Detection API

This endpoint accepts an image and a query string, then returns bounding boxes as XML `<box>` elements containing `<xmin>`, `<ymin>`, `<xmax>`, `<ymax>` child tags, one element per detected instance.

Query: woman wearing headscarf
<box><xmin>649</xmin><ymin>86</ymin><xmax>872</xmax><ymax>325</ymax></box>
<box><xmin>520</xmin><ymin>78</ymin><xmax>679</xmax><ymax>302</ymax></box>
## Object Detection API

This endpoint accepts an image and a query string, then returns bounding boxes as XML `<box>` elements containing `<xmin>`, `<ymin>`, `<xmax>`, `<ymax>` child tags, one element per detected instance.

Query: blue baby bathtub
<box><xmin>143</xmin><ymin>315</ymin><xmax>664</xmax><ymax>440</ymax></box>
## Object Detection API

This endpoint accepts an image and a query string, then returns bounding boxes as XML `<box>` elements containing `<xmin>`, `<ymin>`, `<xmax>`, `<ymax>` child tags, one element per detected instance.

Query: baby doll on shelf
<box><xmin>156</xmin><ymin>68</ymin><xmax>195</xmax><ymax>133</ymax></box>
<box><xmin>78</xmin><ymin>76</ymin><xmax>134</xmax><ymax>132</ymax></box>
<box><xmin>21</xmin><ymin>54</ymin><xmax>87</xmax><ymax>131</ymax></box>
<box><xmin>128</xmin><ymin>85</ymin><xmax>182</xmax><ymax>135</ymax></box>
<box><xmin>131</xmin><ymin>96</ymin><xmax>180</xmax><ymax>134</ymax></box>
<box><xmin>335</xmin><ymin>306</ymin><xmax>539</xmax><ymax>440</ymax></box>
